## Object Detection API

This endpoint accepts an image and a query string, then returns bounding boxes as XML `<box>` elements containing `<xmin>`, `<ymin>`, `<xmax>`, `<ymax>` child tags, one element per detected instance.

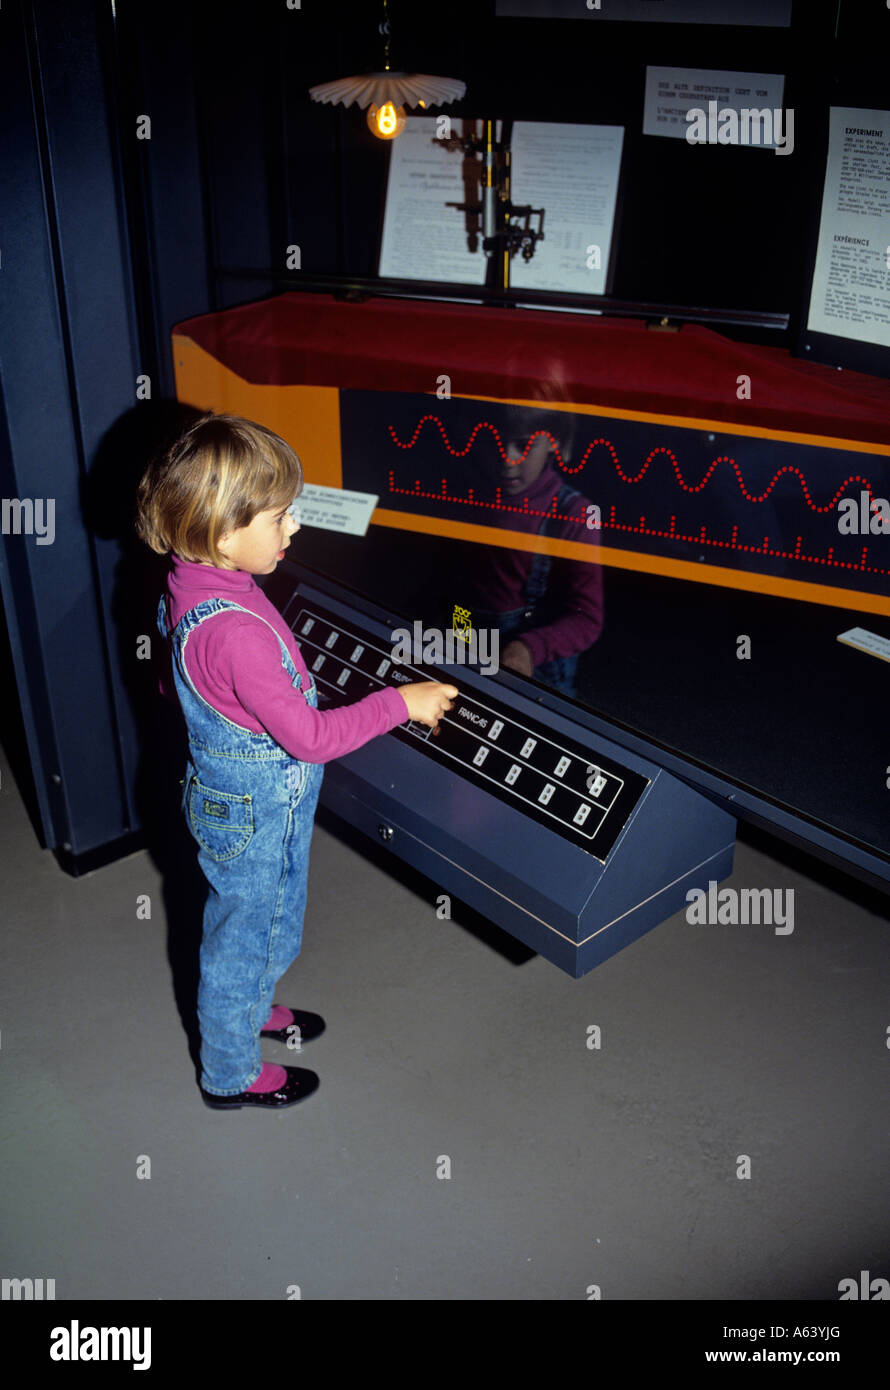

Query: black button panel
<box><xmin>290</xmin><ymin>601</ymin><xmax>649</xmax><ymax>860</ymax></box>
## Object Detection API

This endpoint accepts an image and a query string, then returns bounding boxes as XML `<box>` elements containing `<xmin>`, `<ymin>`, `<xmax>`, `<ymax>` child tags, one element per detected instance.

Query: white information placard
<box><xmin>508</xmin><ymin>122</ymin><xmax>623</xmax><ymax>296</ymax></box>
<box><xmin>378</xmin><ymin>118</ymin><xmax>497</xmax><ymax>284</ymax></box>
<box><xmin>379</xmin><ymin>117</ymin><xmax>622</xmax><ymax>297</ymax></box>
<box><xmin>643</xmin><ymin>67</ymin><xmax>786</xmax><ymax>146</ymax></box>
<box><xmin>295</xmin><ymin>485</ymin><xmax>378</xmax><ymax>536</ymax></box>
<box><xmin>805</xmin><ymin>108</ymin><xmax>890</xmax><ymax>350</ymax></box>
<box><xmin>837</xmin><ymin>628</ymin><xmax>890</xmax><ymax>663</ymax></box>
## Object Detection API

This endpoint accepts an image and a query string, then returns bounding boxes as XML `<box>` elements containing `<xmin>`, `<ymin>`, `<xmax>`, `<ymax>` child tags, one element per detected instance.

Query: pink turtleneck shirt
<box><xmin>162</xmin><ymin>557</ymin><xmax>409</xmax><ymax>763</ymax></box>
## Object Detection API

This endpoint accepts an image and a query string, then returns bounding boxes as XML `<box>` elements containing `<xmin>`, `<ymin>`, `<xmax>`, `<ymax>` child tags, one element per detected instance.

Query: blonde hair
<box><xmin>136</xmin><ymin>412</ymin><xmax>303</xmax><ymax>565</ymax></box>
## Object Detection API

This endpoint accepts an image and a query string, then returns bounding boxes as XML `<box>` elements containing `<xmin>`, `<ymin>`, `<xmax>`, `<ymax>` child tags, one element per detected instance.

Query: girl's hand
<box><xmin>501</xmin><ymin>639</ymin><xmax>534</xmax><ymax>677</ymax></box>
<box><xmin>398</xmin><ymin>681</ymin><xmax>459</xmax><ymax>729</ymax></box>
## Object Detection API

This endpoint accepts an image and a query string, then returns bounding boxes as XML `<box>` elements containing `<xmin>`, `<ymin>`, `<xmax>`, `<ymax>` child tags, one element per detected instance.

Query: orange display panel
<box><xmin>173</xmin><ymin>329</ymin><xmax>890</xmax><ymax>617</ymax></box>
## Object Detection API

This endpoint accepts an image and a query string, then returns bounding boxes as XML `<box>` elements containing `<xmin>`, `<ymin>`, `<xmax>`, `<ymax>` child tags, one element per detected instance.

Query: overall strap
<box><xmin>162</xmin><ymin>597</ymin><xmax>296</xmax><ymax>669</ymax></box>
<box><xmin>193</xmin><ymin>600</ymin><xmax>297</xmax><ymax>672</ymax></box>
<box><xmin>159</xmin><ymin>595</ymin><xmax>313</xmax><ymax>746</ymax></box>
<box><xmin>170</xmin><ymin>598</ymin><xmax>307</xmax><ymax>711</ymax></box>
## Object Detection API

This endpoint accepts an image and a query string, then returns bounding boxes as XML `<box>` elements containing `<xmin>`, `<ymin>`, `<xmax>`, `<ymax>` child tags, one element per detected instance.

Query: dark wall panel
<box><xmin>1</xmin><ymin>0</ymin><xmax>134</xmax><ymax>855</ymax></box>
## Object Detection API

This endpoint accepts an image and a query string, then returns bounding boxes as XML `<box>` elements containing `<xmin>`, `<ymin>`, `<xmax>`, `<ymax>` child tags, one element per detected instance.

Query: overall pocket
<box><xmin>186</xmin><ymin>775</ymin><xmax>254</xmax><ymax>861</ymax></box>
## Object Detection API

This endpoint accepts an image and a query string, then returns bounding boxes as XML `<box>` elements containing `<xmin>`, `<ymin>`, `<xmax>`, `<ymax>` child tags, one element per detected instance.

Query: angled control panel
<box><xmin>292</xmin><ymin>600</ymin><xmax>648</xmax><ymax>861</ymax></box>
<box><xmin>273</xmin><ymin>568</ymin><xmax>736</xmax><ymax>978</ymax></box>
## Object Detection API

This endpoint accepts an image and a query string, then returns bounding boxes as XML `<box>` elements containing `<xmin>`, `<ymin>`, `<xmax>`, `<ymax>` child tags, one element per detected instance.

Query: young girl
<box><xmin>137</xmin><ymin>411</ymin><xmax>457</xmax><ymax>1111</ymax></box>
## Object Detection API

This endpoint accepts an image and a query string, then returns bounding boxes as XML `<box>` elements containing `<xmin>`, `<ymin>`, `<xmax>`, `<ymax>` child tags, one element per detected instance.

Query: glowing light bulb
<box><xmin>367</xmin><ymin>101</ymin><xmax>406</xmax><ymax>140</ymax></box>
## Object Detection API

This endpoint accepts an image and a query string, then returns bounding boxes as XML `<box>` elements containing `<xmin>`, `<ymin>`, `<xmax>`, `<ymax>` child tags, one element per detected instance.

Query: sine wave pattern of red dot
<box><xmin>384</xmin><ymin>415</ymin><xmax>890</xmax><ymax>579</ymax></box>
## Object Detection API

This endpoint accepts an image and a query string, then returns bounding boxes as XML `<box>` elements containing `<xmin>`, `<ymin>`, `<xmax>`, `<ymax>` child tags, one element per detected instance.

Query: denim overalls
<box><xmin>472</xmin><ymin>481</ymin><xmax>584</xmax><ymax>696</ymax></box>
<box><xmin>157</xmin><ymin>595</ymin><xmax>324</xmax><ymax>1096</ymax></box>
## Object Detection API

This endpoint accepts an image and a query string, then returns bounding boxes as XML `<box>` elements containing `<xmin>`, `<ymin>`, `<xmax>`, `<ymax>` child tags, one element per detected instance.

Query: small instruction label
<box><xmin>837</xmin><ymin>627</ymin><xmax>890</xmax><ymax>663</ymax></box>
<box><xmin>298</xmin><ymin>485</ymin><xmax>378</xmax><ymax>535</ymax></box>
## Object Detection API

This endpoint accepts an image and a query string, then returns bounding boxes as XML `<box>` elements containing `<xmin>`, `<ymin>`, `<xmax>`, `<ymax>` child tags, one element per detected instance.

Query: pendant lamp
<box><xmin>308</xmin><ymin>0</ymin><xmax>465</xmax><ymax>140</ymax></box>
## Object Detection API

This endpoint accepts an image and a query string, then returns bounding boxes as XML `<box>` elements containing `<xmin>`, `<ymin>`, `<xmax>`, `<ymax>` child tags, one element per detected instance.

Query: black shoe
<box><xmin>260</xmin><ymin>1007</ymin><xmax>325</xmax><ymax>1045</ymax></box>
<box><xmin>200</xmin><ymin>1066</ymin><xmax>319</xmax><ymax>1110</ymax></box>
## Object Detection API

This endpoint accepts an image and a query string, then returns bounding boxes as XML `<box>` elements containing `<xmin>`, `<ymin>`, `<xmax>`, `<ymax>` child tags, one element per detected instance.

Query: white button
<box><xmin>325</xmin><ymin>631</ymin><xmax>338</xmax><ymax>649</ymax></box>
<box><xmin>300</xmin><ymin>617</ymin><xmax>315</xmax><ymax>635</ymax></box>
<box><xmin>538</xmin><ymin>783</ymin><xmax>555</xmax><ymax>804</ymax></box>
<box><xmin>554</xmin><ymin>756</ymin><xmax>570</xmax><ymax>777</ymax></box>
<box><xmin>488</xmin><ymin>719</ymin><xmax>504</xmax><ymax>741</ymax></box>
<box><xmin>312</xmin><ymin>655</ymin><xmax>326</xmax><ymax>672</ymax></box>
<box><xmin>473</xmin><ymin>747</ymin><xmax>489</xmax><ymax>766</ymax></box>
<box><xmin>376</xmin><ymin>659</ymin><xmax>391</xmax><ymax>677</ymax></box>
<box><xmin>350</xmin><ymin>644</ymin><xmax>364</xmax><ymax>662</ymax></box>
<box><xmin>336</xmin><ymin>668</ymin><xmax>350</xmax><ymax>687</ymax></box>
<box><xmin>573</xmin><ymin>803</ymin><xmax>591</xmax><ymax>825</ymax></box>
<box><xmin>505</xmin><ymin>764</ymin><xmax>521</xmax><ymax>785</ymax></box>
<box><xmin>520</xmin><ymin>738</ymin><xmax>536</xmax><ymax>758</ymax></box>
<box><xmin>588</xmin><ymin>772</ymin><xmax>607</xmax><ymax>797</ymax></box>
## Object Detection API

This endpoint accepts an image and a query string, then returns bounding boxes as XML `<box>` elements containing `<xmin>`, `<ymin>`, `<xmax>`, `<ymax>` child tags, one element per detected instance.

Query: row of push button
<box><xmin>294</xmin><ymin>606</ymin><xmax>633</xmax><ymax>851</ymax></box>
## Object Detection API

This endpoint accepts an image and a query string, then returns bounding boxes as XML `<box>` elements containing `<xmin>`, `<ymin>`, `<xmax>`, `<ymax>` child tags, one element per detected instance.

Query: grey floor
<box><xmin>1</xmin><ymin>740</ymin><xmax>889</xmax><ymax>1302</ymax></box>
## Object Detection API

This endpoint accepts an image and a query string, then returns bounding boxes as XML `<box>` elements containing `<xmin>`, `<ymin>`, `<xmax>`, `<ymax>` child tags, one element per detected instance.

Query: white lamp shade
<box><xmin>309</xmin><ymin>71</ymin><xmax>466</xmax><ymax>111</ymax></box>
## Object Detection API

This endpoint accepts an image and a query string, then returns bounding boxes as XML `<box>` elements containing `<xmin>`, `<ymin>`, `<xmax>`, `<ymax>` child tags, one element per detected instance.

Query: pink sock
<box><xmin>262</xmin><ymin>1005</ymin><xmax>294</xmax><ymax>1031</ymax></box>
<box><xmin>262</xmin><ymin>1011</ymin><xmax>293</xmax><ymax>1034</ymax></box>
<box><xmin>246</xmin><ymin>1063</ymin><xmax>288</xmax><ymax>1093</ymax></box>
